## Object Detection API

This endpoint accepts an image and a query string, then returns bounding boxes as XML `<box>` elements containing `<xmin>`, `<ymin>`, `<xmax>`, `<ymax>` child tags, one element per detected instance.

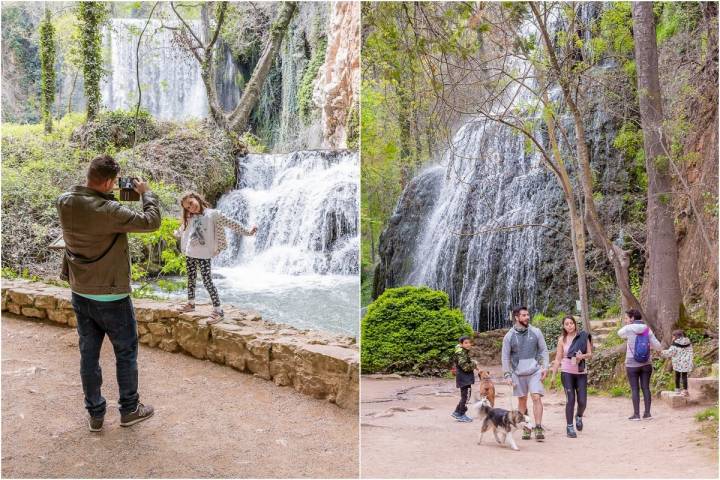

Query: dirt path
<box><xmin>1</xmin><ymin>315</ymin><xmax>358</xmax><ymax>478</ymax></box>
<box><xmin>361</xmin><ymin>368</ymin><xmax>718</xmax><ymax>479</ymax></box>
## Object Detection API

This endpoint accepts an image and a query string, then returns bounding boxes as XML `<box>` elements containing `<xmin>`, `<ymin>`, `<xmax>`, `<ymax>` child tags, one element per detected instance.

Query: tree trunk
<box><xmin>530</xmin><ymin>3</ymin><xmax>643</xmax><ymax>317</ymax></box>
<box><xmin>67</xmin><ymin>70</ymin><xmax>78</xmax><ymax>116</ymax></box>
<box><xmin>632</xmin><ymin>2</ymin><xmax>682</xmax><ymax>343</ymax></box>
<box><xmin>228</xmin><ymin>2</ymin><xmax>297</xmax><ymax>133</ymax></box>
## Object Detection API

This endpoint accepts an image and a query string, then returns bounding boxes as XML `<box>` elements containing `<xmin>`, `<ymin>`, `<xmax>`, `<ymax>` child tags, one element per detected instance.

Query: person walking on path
<box><xmin>618</xmin><ymin>309</ymin><xmax>662</xmax><ymax>421</ymax></box>
<box><xmin>501</xmin><ymin>306</ymin><xmax>550</xmax><ymax>441</ymax></box>
<box><xmin>551</xmin><ymin>316</ymin><xmax>592</xmax><ymax>438</ymax></box>
<box><xmin>57</xmin><ymin>155</ymin><xmax>161</xmax><ymax>432</ymax></box>
<box><xmin>661</xmin><ymin>329</ymin><xmax>694</xmax><ymax>396</ymax></box>
<box><xmin>451</xmin><ymin>336</ymin><xmax>476</xmax><ymax>423</ymax></box>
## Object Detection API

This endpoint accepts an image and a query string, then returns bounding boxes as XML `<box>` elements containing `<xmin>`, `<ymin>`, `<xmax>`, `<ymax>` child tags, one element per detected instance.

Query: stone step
<box><xmin>688</xmin><ymin>377</ymin><xmax>719</xmax><ymax>402</ymax></box>
<box><xmin>589</xmin><ymin>319</ymin><xmax>619</xmax><ymax>329</ymax></box>
<box><xmin>592</xmin><ymin>333</ymin><xmax>609</xmax><ymax>344</ymax></box>
<box><xmin>593</xmin><ymin>326</ymin><xmax>616</xmax><ymax>335</ymax></box>
<box><xmin>660</xmin><ymin>390</ymin><xmax>696</xmax><ymax>408</ymax></box>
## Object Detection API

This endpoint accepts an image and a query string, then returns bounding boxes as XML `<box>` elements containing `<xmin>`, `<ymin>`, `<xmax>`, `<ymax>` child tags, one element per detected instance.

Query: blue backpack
<box><xmin>632</xmin><ymin>327</ymin><xmax>651</xmax><ymax>363</ymax></box>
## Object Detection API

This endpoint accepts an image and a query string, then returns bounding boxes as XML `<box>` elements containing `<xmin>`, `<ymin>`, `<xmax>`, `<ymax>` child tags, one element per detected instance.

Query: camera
<box><xmin>118</xmin><ymin>176</ymin><xmax>140</xmax><ymax>201</ymax></box>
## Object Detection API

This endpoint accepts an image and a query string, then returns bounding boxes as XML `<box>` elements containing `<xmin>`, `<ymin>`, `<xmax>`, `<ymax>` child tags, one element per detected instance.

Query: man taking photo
<box><xmin>57</xmin><ymin>154</ymin><xmax>161</xmax><ymax>432</ymax></box>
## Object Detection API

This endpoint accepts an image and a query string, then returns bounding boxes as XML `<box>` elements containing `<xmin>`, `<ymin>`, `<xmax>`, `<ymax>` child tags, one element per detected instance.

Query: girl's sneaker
<box><xmin>177</xmin><ymin>303</ymin><xmax>195</xmax><ymax>313</ymax></box>
<box><xmin>207</xmin><ymin>309</ymin><xmax>224</xmax><ymax>324</ymax></box>
<box><xmin>628</xmin><ymin>414</ymin><xmax>641</xmax><ymax>421</ymax></box>
<box><xmin>681</xmin><ymin>389</ymin><xmax>690</xmax><ymax>397</ymax></box>
<box><xmin>450</xmin><ymin>411</ymin><xmax>461</xmax><ymax>420</ymax></box>
<box><xmin>566</xmin><ymin>425</ymin><xmax>577</xmax><ymax>438</ymax></box>
<box><xmin>674</xmin><ymin>388</ymin><xmax>681</xmax><ymax>394</ymax></box>
<box><xmin>575</xmin><ymin>415</ymin><xmax>583</xmax><ymax>431</ymax></box>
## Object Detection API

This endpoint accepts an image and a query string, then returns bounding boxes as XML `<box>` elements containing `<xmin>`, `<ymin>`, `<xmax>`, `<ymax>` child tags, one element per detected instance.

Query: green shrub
<box><xmin>695</xmin><ymin>406</ymin><xmax>719</xmax><ymax>422</ymax></box>
<box><xmin>70</xmin><ymin>109</ymin><xmax>159</xmax><ymax>151</ymax></box>
<box><xmin>609</xmin><ymin>385</ymin><xmax>629</xmax><ymax>397</ymax></box>
<box><xmin>361</xmin><ymin>286</ymin><xmax>472</xmax><ymax>374</ymax></box>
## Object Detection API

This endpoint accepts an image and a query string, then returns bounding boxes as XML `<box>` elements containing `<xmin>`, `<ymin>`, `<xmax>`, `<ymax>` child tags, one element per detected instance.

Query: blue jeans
<box><xmin>71</xmin><ymin>293</ymin><xmax>140</xmax><ymax>417</ymax></box>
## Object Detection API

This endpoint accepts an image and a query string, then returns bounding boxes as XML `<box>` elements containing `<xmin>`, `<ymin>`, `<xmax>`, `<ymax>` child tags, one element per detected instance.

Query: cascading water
<box><xmin>404</xmin><ymin>120</ymin><xmax>564</xmax><ymax>331</ymax></box>
<box><xmin>101</xmin><ymin>19</ymin><xmax>240</xmax><ymax>120</ymax></box>
<box><xmin>189</xmin><ymin>150</ymin><xmax>360</xmax><ymax>336</ymax></box>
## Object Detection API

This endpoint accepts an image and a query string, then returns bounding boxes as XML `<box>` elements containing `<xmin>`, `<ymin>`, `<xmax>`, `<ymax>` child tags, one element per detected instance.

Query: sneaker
<box><xmin>88</xmin><ymin>416</ymin><xmax>104</xmax><ymax>432</ymax></box>
<box><xmin>450</xmin><ymin>411</ymin><xmax>461</xmax><ymax>420</ymax></box>
<box><xmin>628</xmin><ymin>414</ymin><xmax>641</xmax><ymax>421</ymax></box>
<box><xmin>534</xmin><ymin>425</ymin><xmax>545</xmax><ymax>441</ymax></box>
<box><xmin>457</xmin><ymin>414</ymin><xmax>473</xmax><ymax>423</ymax></box>
<box><xmin>674</xmin><ymin>388</ymin><xmax>681</xmax><ymax>394</ymax></box>
<box><xmin>642</xmin><ymin>412</ymin><xmax>652</xmax><ymax>420</ymax></box>
<box><xmin>681</xmin><ymin>390</ymin><xmax>690</xmax><ymax>397</ymax></box>
<box><xmin>566</xmin><ymin>425</ymin><xmax>577</xmax><ymax>438</ymax></box>
<box><xmin>575</xmin><ymin>415</ymin><xmax>583</xmax><ymax>431</ymax></box>
<box><xmin>522</xmin><ymin>426</ymin><xmax>532</xmax><ymax>440</ymax></box>
<box><xmin>207</xmin><ymin>309</ymin><xmax>224</xmax><ymax>325</ymax></box>
<box><xmin>120</xmin><ymin>403</ymin><xmax>154</xmax><ymax>427</ymax></box>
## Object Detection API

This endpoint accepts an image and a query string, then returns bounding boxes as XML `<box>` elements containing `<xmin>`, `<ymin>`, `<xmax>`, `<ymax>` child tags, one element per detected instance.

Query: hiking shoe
<box><xmin>120</xmin><ymin>403</ymin><xmax>154</xmax><ymax>427</ymax></box>
<box><xmin>642</xmin><ymin>412</ymin><xmax>653</xmax><ymax>420</ymax></box>
<box><xmin>457</xmin><ymin>414</ymin><xmax>473</xmax><ymax>423</ymax></box>
<box><xmin>522</xmin><ymin>426</ymin><xmax>532</xmax><ymax>440</ymax></box>
<box><xmin>88</xmin><ymin>416</ymin><xmax>104</xmax><ymax>432</ymax></box>
<box><xmin>450</xmin><ymin>411</ymin><xmax>462</xmax><ymax>420</ymax></box>
<box><xmin>566</xmin><ymin>425</ymin><xmax>577</xmax><ymax>438</ymax></box>
<box><xmin>575</xmin><ymin>415</ymin><xmax>583</xmax><ymax>431</ymax></box>
<box><xmin>628</xmin><ymin>414</ymin><xmax>641</xmax><ymax>421</ymax></box>
<box><xmin>534</xmin><ymin>425</ymin><xmax>545</xmax><ymax>441</ymax></box>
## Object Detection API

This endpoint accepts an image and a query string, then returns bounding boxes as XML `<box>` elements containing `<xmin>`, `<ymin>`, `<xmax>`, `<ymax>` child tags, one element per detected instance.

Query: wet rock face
<box><xmin>372</xmin><ymin>167</ymin><xmax>444</xmax><ymax>299</ymax></box>
<box><xmin>2</xmin><ymin>280</ymin><xmax>359</xmax><ymax>412</ymax></box>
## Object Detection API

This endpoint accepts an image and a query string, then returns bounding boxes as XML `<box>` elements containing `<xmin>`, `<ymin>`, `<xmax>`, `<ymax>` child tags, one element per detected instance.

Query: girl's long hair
<box><xmin>180</xmin><ymin>191</ymin><xmax>211</xmax><ymax>228</ymax></box>
<box><xmin>561</xmin><ymin>315</ymin><xmax>578</xmax><ymax>345</ymax></box>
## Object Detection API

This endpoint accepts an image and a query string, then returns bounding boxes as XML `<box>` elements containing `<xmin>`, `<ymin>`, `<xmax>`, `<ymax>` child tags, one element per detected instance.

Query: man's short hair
<box><xmin>512</xmin><ymin>306</ymin><xmax>528</xmax><ymax>320</ymax></box>
<box><xmin>87</xmin><ymin>154</ymin><xmax>120</xmax><ymax>184</ymax></box>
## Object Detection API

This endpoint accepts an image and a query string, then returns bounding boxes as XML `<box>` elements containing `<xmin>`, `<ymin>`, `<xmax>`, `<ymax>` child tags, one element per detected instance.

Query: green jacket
<box><xmin>454</xmin><ymin>345</ymin><xmax>474</xmax><ymax>373</ymax></box>
<box><xmin>57</xmin><ymin>186</ymin><xmax>161</xmax><ymax>294</ymax></box>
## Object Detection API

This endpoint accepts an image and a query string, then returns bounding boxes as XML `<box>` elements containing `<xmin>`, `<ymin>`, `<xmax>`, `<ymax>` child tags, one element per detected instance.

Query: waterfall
<box><xmin>215</xmin><ymin>150</ymin><xmax>359</xmax><ymax>275</ymax></box>
<box><xmin>101</xmin><ymin>19</ymin><xmax>238</xmax><ymax>120</ymax></box>
<box><xmin>402</xmin><ymin>120</ymin><xmax>563</xmax><ymax>331</ymax></box>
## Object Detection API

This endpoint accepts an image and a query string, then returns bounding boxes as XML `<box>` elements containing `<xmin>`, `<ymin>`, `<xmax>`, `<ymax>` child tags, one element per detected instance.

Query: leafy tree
<box><xmin>39</xmin><ymin>8</ymin><xmax>56</xmax><ymax>133</ymax></box>
<box><xmin>77</xmin><ymin>1</ymin><xmax>109</xmax><ymax>121</ymax></box>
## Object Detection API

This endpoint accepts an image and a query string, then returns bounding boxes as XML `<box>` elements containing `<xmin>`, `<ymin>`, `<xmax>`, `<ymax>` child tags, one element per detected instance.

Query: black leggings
<box><xmin>626</xmin><ymin>364</ymin><xmax>653</xmax><ymax>416</ymax></box>
<box><xmin>561</xmin><ymin>372</ymin><xmax>588</xmax><ymax>424</ymax></box>
<box><xmin>675</xmin><ymin>371</ymin><xmax>688</xmax><ymax>390</ymax></box>
<box><xmin>455</xmin><ymin>385</ymin><xmax>471</xmax><ymax>415</ymax></box>
<box><xmin>186</xmin><ymin>257</ymin><xmax>220</xmax><ymax>308</ymax></box>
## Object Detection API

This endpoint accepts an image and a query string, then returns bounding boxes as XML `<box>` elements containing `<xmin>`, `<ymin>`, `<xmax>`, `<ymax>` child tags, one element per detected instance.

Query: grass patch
<box><xmin>695</xmin><ymin>405</ymin><xmax>719</xmax><ymax>422</ymax></box>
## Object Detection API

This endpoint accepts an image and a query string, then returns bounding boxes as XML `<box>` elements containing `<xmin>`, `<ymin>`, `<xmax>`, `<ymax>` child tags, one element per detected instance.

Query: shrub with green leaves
<box><xmin>70</xmin><ymin>109</ymin><xmax>160</xmax><ymax>151</ymax></box>
<box><xmin>361</xmin><ymin>286</ymin><xmax>472</xmax><ymax>374</ymax></box>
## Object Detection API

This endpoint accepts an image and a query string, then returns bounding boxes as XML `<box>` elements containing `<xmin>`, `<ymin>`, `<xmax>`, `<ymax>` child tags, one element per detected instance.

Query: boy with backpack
<box><xmin>618</xmin><ymin>309</ymin><xmax>662</xmax><ymax>420</ymax></box>
<box><xmin>451</xmin><ymin>336</ymin><xmax>476</xmax><ymax>423</ymax></box>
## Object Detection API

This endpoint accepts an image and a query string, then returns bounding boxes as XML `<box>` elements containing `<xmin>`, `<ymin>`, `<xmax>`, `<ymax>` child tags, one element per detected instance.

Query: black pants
<box><xmin>455</xmin><ymin>385</ymin><xmax>471</xmax><ymax>415</ymax></box>
<box><xmin>561</xmin><ymin>372</ymin><xmax>588</xmax><ymax>425</ymax></box>
<box><xmin>675</xmin><ymin>371</ymin><xmax>688</xmax><ymax>390</ymax></box>
<box><xmin>626</xmin><ymin>364</ymin><xmax>653</xmax><ymax>416</ymax></box>
<box><xmin>71</xmin><ymin>294</ymin><xmax>139</xmax><ymax>417</ymax></box>
<box><xmin>186</xmin><ymin>257</ymin><xmax>220</xmax><ymax>307</ymax></box>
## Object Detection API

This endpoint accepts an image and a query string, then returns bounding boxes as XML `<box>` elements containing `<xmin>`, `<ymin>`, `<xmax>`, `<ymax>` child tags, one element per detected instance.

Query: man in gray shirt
<box><xmin>501</xmin><ymin>306</ymin><xmax>549</xmax><ymax>441</ymax></box>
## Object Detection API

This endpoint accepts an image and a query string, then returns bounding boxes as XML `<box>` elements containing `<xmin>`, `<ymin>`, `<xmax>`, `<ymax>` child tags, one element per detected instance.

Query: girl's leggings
<box><xmin>561</xmin><ymin>372</ymin><xmax>588</xmax><ymax>424</ymax></box>
<box><xmin>186</xmin><ymin>257</ymin><xmax>220</xmax><ymax>308</ymax></box>
<box><xmin>626</xmin><ymin>364</ymin><xmax>653</xmax><ymax>416</ymax></box>
<box><xmin>675</xmin><ymin>371</ymin><xmax>688</xmax><ymax>390</ymax></box>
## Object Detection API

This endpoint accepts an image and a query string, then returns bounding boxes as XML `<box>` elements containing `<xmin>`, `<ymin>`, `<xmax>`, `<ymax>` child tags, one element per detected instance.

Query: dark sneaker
<box><xmin>575</xmin><ymin>415</ymin><xmax>583</xmax><ymax>431</ymax></box>
<box><xmin>120</xmin><ymin>403</ymin><xmax>154</xmax><ymax>427</ymax></box>
<box><xmin>628</xmin><ymin>414</ymin><xmax>641</xmax><ymax>421</ymax></box>
<box><xmin>566</xmin><ymin>425</ymin><xmax>577</xmax><ymax>438</ymax></box>
<box><xmin>457</xmin><ymin>414</ymin><xmax>473</xmax><ymax>423</ymax></box>
<box><xmin>534</xmin><ymin>425</ymin><xmax>545</xmax><ymax>441</ymax></box>
<box><xmin>642</xmin><ymin>412</ymin><xmax>652</xmax><ymax>420</ymax></box>
<box><xmin>88</xmin><ymin>416</ymin><xmax>104</xmax><ymax>432</ymax></box>
<box><xmin>451</xmin><ymin>411</ymin><xmax>461</xmax><ymax>420</ymax></box>
<box><xmin>522</xmin><ymin>426</ymin><xmax>532</xmax><ymax>440</ymax></box>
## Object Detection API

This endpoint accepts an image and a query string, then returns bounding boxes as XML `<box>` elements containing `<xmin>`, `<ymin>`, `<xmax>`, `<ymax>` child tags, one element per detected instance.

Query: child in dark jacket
<box><xmin>451</xmin><ymin>336</ymin><xmax>476</xmax><ymax>422</ymax></box>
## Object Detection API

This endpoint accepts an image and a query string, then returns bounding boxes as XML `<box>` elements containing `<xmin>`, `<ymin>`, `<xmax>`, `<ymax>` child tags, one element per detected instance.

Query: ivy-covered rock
<box><xmin>361</xmin><ymin>286</ymin><xmax>472</xmax><ymax>374</ymax></box>
<box><xmin>70</xmin><ymin>109</ymin><xmax>160</xmax><ymax>151</ymax></box>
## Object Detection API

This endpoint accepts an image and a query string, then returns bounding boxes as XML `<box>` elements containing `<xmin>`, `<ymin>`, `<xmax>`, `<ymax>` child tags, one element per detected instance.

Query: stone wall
<box><xmin>1</xmin><ymin>280</ymin><xmax>359</xmax><ymax>412</ymax></box>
